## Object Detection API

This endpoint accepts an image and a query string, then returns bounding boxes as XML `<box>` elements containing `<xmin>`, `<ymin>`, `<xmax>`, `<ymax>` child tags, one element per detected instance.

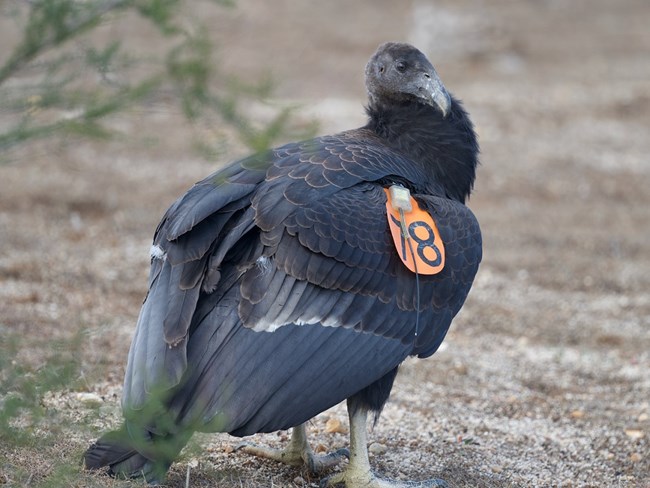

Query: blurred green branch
<box><xmin>0</xmin><ymin>332</ymin><xmax>83</xmax><ymax>446</ymax></box>
<box><xmin>0</xmin><ymin>0</ymin><xmax>315</xmax><ymax>158</ymax></box>
<box><xmin>0</xmin><ymin>0</ymin><xmax>130</xmax><ymax>85</ymax></box>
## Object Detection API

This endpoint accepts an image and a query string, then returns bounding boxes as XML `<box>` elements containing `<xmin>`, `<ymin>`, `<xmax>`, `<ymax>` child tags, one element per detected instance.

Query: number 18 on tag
<box><xmin>384</xmin><ymin>186</ymin><xmax>445</xmax><ymax>275</ymax></box>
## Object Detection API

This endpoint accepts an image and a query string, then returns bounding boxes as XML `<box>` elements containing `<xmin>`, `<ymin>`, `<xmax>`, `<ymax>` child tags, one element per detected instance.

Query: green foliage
<box><xmin>0</xmin><ymin>332</ymin><xmax>83</xmax><ymax>447</ymax></box>
<box><xmin>0</xmin><ymin>0</ymin><xmax>316</xmax><ymax>160</ymax></box>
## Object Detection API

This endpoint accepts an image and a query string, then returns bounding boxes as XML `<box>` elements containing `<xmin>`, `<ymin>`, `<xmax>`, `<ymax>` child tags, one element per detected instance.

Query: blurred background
<box><xmin>1</xmin><ymin>0</ymin><xmax>648</xmax><ymax>486</ymax></box>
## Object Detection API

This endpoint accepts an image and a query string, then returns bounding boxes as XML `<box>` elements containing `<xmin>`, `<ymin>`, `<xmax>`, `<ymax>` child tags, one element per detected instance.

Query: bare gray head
<box><xmin>365</xmin><ymin>42</ymin><xmax>451</xmax><ymax>117</ymax></box>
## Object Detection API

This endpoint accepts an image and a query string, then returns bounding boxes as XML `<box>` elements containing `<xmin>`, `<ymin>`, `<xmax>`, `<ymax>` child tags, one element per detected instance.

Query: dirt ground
<box><xmin>1</xmin><ymin>0</ymin><xmax>649</xmax><ymax>487</ymax></box>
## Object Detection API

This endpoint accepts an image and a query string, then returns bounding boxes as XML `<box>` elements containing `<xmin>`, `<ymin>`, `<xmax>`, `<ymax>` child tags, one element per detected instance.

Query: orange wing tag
<box><xmin>384</xmin><ymin>187</ymin><xmax>445</xmax><ymax>275</ymax></box>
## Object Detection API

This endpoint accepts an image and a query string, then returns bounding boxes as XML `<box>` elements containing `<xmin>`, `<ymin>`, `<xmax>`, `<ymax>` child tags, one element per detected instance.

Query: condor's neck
<box><xmin>365</xmin><ymin>98</ymin><xmax>478</xmax><ymax>203</ymax></box>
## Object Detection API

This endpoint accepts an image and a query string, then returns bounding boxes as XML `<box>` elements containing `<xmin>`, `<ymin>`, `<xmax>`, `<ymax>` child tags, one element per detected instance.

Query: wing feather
<box><xmin>163</xmin><ymin>265</ymin><xmax>201</xmax><ymax>345</ymax></box>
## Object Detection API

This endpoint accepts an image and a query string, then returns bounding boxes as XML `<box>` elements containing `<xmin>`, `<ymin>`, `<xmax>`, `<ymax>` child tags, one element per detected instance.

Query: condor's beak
<box><xmin>420</xmin><ymin>70</ymin><xmax>451</xmax><ymax>118</ymax></box>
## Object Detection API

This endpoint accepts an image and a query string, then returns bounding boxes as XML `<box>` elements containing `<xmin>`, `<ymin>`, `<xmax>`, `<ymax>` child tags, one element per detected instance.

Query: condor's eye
<box><xmin>395</xmin><ymin>61</ymin><xmax>407</xmax><ymax>73</ymax></box>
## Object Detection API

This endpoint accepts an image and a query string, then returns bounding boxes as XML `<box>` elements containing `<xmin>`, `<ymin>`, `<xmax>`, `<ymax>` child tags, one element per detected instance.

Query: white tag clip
<box><xmin>388</xmin><ymin>185</ymin><xmax>412</xmax><ymax>212</ymax></box>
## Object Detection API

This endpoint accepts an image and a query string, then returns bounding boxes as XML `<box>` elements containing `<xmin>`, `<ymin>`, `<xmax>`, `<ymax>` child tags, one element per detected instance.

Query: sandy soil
<box><xmin>1</xmin><ymin>0</ymin><xmax>649</xmax><ymax>487</ymax></box>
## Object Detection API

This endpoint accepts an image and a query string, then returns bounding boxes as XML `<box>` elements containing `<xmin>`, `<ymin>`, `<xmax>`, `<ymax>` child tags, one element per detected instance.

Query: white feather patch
<box><xmin>255</xmin><ymin>256</ymin><xmax>272</xmax><ymax>274</ymax></box>
<box><xmin>150</xmin><ymin>244</ymin><xmax>166</xmax><ymax>261</ymax></box>
<box><xmin>252</xmin><ymin>316</ymin><xmax>341</xmax><ymax>333</ymax></box>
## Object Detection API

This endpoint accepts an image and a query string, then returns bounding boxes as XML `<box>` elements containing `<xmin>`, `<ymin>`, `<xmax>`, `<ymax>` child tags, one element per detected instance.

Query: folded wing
<box><xmin>121</xmin><ymin>131</ymin><xmax>482</xmax><ymax>433</ymax></box>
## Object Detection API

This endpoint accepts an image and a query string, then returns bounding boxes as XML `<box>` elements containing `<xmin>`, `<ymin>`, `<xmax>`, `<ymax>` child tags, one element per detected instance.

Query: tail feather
<box><xmin>83</xmin><ymin>428</ymin><xmax>171</xmax><ymax>484</ymax></box>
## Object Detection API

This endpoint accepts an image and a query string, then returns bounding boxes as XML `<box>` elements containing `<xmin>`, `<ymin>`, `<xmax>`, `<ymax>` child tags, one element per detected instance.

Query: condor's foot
<box><xmin>236</xmin><ymin>423</ymin><xmax>349</xmax><ymax>474</ymax></box>
<box><xmin>319</xmin><ymin>399</ymin><xmax>447</xmax><ymax>488</ymax></box>
<box><xmin>320</xmin><ymin>470</ymin><xmax>448</xmax><ymax>488</ymax></box>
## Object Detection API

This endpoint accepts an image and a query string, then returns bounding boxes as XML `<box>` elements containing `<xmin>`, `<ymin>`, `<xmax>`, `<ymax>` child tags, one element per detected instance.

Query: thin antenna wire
<box><xmin>399</xmin><ymin>208</ymin><xmax>421</xmax><ymax>342</ymax></box>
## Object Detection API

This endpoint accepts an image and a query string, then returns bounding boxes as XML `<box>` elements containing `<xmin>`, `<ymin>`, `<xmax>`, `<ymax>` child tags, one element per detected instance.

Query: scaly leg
<box><xmin>237</xmin><ymin>423</ymin><xmax>349</xmax><ymax>474</ymax></box>
<box><xmin>320</xmin><ymin>399</ymin><xmax>448</xmax><ymax>487</ymax></box>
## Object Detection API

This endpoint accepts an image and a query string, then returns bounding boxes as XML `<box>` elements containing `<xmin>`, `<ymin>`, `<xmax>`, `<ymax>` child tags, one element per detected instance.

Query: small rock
<box><xmin>624</xmin><ymin>428</ymin><xmax>644</xmax><ymax>440</ymax></box>
<box><xmin>570</xmin><ymin>409</ymin><xmax>585</xmax><ymax>419</ymax></box>
<box><xmin>293</xmin><ymin>475</ymin><xmax>305</xmax><ymax>485</ymax></box>
<box><xmin>368</xmin><ymin>442</ymin><xmax>388</xmax><ymax>455</ymax></box>
<box><xmin>638</xmin><ymin>413</ymin><xmax>648</xmax><ymax>422</ymax></box>
<box><xmin>630</xmin><ymin>452</ymin><xmax>642</xmax><ymax>463</ymax></box>
<box><xmin>490</xmin><ymin>465</ymin><xmax>503</xmax><ymax>474</ymax></box>
<box><xmin>223</xmin><ymin>444</ymin><xmax>234</xmax><ymax>454</ymax></box>
<box><xmin>325</xmin><ymin>418</ymin><xmax>347</xmax><ymax>434</ymax></box>
<box><xmin>453</xmin><ymin>362</ymin><xmax>468</xmax><ymax>375</ymax></box>
<box><xmin>75</xmin><ymin>392</ymin><xmax>103</xmax><ymax>407</ymax></box>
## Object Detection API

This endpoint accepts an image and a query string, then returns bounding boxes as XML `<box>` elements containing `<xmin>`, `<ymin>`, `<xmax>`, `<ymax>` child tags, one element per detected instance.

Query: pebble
<box><xmin>325</xmin><ymin>418</ymin><xmax>347</xmax><ymax>434</ymax></box>
<box><xmin>368</xmin><ymin>442</ymin><xmax>388</xmax><ymax>455</ymax></box>
<box><xmin>293</xmin><ymin>475</ymin><xmax>305</xmax><ymax>485</ymax></box>
<box><xmin>75</xmin><ymin>392</ymin><xmax>103</xmax><ymax>407</ymax></box>
<box><xmin>452</xmin><ymin>362</ymin><xmax>469</xmax><ymax>375</ymax></box>
<box><xmin>624</xmin><ymin>428</ymin><xmax>644</xmax><ymax>440</ymax></box>
<box><xmin>570</xmin><ymin>409</ymin><xmax>585</xmax><ymax>419</ymax></box>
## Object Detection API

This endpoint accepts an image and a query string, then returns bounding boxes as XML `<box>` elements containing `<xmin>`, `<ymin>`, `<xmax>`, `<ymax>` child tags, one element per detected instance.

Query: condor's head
<box><xmin>365</xmin><ymin>42</ymin><xmax>452</xmax><ymax>118</ymax></box>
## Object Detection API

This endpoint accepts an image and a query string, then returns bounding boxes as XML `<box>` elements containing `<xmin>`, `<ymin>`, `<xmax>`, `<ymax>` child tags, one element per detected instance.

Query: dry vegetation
<box><xmin>1</xmin><ymin>0</ymin><xmax>649</xmax><ymax>487</ymax></box>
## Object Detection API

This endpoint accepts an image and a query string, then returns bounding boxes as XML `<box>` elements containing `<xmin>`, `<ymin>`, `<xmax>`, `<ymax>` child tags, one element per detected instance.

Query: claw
<box><xmin>235</xmin><ymin>424</ymin><xmax>348</xmax><ymax>474</ymax></box>
<box><xmin>305</xmin><ymin>447</ymin><xmax>349</xmax><ymax>474</ymax></box>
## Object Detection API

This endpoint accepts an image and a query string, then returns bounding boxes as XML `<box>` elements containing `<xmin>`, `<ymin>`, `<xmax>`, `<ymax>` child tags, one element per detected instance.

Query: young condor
<box><xmin>85</xmin><ymin>42</ymin><xmax>481</xmax><ymax>487</ymax></box>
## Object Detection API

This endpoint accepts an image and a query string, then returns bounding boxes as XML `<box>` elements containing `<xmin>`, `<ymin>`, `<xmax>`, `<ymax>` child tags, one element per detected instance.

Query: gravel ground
<box><xmin>1</xmin><ymin>0</ymin><xmax>649</xmax><ymax>487</ymax></box>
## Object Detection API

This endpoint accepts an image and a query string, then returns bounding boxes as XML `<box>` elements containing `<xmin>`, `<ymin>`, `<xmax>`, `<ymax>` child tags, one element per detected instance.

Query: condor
<box><xmin>85</xmin><ymin>42</ymin><xmax>482</xmax><ymax>487</ymax></box>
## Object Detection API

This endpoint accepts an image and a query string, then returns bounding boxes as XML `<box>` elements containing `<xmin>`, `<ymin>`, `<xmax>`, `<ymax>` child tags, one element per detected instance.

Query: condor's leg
<box><xmin>321</xmin><ymin>393</ymin><xmax>448</xmax><ymax>487</ymax></box>
<box><xmin>236</xmin><ymin>423</ymin><xmax>349</xmax><ymax>474</ymax></box>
